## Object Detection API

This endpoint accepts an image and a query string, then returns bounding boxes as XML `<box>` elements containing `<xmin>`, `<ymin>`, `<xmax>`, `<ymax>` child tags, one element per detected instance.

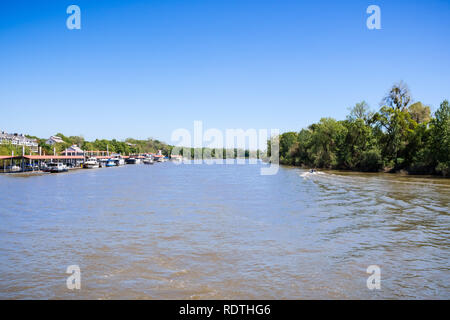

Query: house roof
<box><xmin>61</xmin><ymin>145</ymin><xmax>83</xmax><ymax>153</ymax></box>
<box><xmin>48</xmin><ymin>136</ymin><xmax>64</xmax><ymax>142</ymax></box>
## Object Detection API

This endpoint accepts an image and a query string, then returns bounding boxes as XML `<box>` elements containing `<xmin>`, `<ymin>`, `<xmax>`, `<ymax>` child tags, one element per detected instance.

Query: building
<box><xmin>0</xmin><ymin>131</ymin><xmax>39</xmax><ymax>152</ymax></box>
<box><xmin>60</xmin><ymin>145</ymin><xmax>84</xmax><ymax>156</ymax></box>
<box><xmin>46</xmin><ymin>135</ymin><xmax>64</xmax><ymax>145</ymax></box>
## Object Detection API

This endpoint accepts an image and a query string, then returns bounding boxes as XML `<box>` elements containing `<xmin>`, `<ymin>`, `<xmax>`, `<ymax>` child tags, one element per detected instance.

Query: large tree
<box><xmin>308</xmin><ymin>118</ymin><xmax>347</xmax><ymax>168</ymax></box>
<box><xmin>430</xmin><ymin>100</ymin><xmax>450</xmax><ymax>175</ymax></box>
<box><xmin>382</xmin><ymin>81</ymin><xmax>411</xmax><ymax>111</ymax></box>
<box><xmin>408</xmin><ymin>102</ymin><xmax>431</xmax><ymax>124</ymax></box>
<box><xmin>374</xmin><ymin>82</ymin><xmax>414</xmax><ymax>168</ymax></box>
<box><xmin>347</xmin><ymin>101</ymin><xmax>373</xmax><ymax>123</ymax></box>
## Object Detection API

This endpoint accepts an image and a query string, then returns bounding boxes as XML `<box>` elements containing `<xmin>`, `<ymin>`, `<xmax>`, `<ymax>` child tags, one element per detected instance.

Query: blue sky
<box><xmin>1</xmin><ymin>0</ymin><xmax>449</xmax><ymax>143</ymax></box>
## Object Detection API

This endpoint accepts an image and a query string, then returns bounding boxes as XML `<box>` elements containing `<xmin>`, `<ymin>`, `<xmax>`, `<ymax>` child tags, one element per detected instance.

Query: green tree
<box><xmin>374</xmin><ymin>83</ymin><xmax>414</xmax><ymax>168</ymax></box>
<box><xmin>372</xmin><ymin>106</ymin><xmax>415</xmax><ymax>168</ymax></box>
<box><xmin>279</xmin><ymin>132</ymin><xmax>298</xmax><ymax>165</ymax></box>
<box><xmin>408</xmin><ymin>102</ymin><xmax>431</xmax><ymax>124</ymax></box>
<box><xmin>347</xmin><ymin>101</ymin><xmax>373</xmax><ymax>123</ymax></box>
<box><xmin>430</xmin><ymin>100</ymin><xmax>450</xmax><ymax>175</ymax></box>
<box><xmin>383</xmin><ymin>81</ymin><xmax>411</xmax><ymax>111</ymax></box>
<box><xmin>308</xmin><ymin>118</ymin><xmax>347</xmax><ymax>168</ymax></box>
<box><xmin>340</xmin><ymin>118</ymin><xmax>378</xmax><ymax>170</ymax></box>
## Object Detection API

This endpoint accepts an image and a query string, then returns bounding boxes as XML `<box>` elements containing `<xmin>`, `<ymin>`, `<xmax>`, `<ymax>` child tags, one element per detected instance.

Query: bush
<box><xmin>359</xmin><ymin>149</ymin><xmax>383</xmax><ymax>172</ymax></box>
<box><xmin>436</xmin><ymin>162</ymin><xmax>450</xmax><ymax>177</ymax></box>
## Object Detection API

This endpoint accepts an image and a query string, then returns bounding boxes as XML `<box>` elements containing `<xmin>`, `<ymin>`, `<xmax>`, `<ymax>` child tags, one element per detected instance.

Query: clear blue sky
<box><xmin>1</xmin><ymin>0</ymin><xmax>449</xmax><ymax>143</ymax></box>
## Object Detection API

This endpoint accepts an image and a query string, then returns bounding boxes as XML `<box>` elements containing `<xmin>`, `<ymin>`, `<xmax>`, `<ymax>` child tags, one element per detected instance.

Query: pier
<box><xmin>0</xmin><ymin>154</ymin><xmax>153</xmax><ymax>173</ymax></box>
<box><xmin>0</xmin><ymin>155</ymin><xmax>85</xmax><ymax>172</ymax></box>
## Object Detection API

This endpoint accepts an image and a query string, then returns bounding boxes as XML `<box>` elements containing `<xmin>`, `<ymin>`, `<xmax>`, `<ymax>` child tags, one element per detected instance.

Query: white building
<box><xmin>61</xmin><ymin>145</ymin><xmax>84</xmax><ymax>156</ymax></box>
<box><xmin>46</xmin><ymin>135</ymin><xmax>64</xmax><ymax>145</ymax></box>
<box><xmin>0</xmin><ymin>131</ymin><xmax>39</xmax><ymax>152</ymax></box>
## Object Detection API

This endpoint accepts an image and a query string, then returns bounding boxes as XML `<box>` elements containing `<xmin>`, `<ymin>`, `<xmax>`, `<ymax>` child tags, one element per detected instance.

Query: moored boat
<box><xmin>83</xmin><ymin>157</ymin><xmax>100</xmax><ymax>169</ymax></box>
<box><xmin>113</xmin><ymin>157</ymin><xmax>125</xmax><ymax>166</ymax></box>
<box><xmin>7</xmin><ymin>165</ymin><xmax>22</xmax><ymax>172</ymax></box>
<box><xmin>170</xmin><ymin>155</ymin><xmax>183</xmax><ymax>162</ymax></box>
<box><xmin>153</xmin><ymin>155</ymin><xmax>165</xmax><ymax>162</ymax></box>
<box><xmin>106</xmin><ymin>159</ymin><xmax>116</xmax><ymax>167</ymax></box>
<box><xmin>44</xmin><ymin>162</ymin><xmax>68</xmax><ymax>173</ymax></box>
<box><xmin>126</xmin><ymin>157</ymin><xmax>141</xmax><ymax>164</ymax></box>
<box><xmin>98</xmin><ymin>159</ymin><xmax>108</xmax><ymax>168</ymax></box>
<box><xmin>143</xmin><ymin>158</ymin><xmax>154</xmax><ymax>165</ymax></box>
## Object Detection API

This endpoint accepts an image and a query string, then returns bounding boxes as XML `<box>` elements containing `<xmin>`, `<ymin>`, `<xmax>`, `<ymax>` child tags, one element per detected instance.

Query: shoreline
<box><xmin>275</xmin><ymin>162</ymin><xmax>450</xmax><ymax>179</ymax></box>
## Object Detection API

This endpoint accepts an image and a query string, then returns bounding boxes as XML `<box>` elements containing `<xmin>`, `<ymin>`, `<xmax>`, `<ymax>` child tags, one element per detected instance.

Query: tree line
<box><xmin>269</xmin><ymin>82</ymin><xmax>449</xmax><ymax>176</ymax></box>
<box><xmin>12</xmin><ymin>134</ymin><xmax>259</xmax><ymax>160</ymax></box>
<box><xmin>22</xmin><ymin>134</ymin><xmax>174</xmax><ymax>156</ymax></box>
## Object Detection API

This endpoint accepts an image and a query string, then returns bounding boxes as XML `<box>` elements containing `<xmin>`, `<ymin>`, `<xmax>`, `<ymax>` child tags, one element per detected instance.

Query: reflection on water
<box><xmin>0</xmin><ymin>163</ymin><xmax>449</xmax><ymax>299</ymax></box>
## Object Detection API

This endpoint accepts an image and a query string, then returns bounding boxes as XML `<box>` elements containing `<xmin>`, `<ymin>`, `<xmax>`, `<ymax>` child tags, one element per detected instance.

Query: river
<box><xmin>0</xmin><ymin>162</ymin><xmax>449</xmax><ymax>299</ymax></box>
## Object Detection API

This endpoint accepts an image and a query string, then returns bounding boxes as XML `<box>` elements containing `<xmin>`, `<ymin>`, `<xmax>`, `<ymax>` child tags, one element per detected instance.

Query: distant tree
<box><xmin>279</xmin><ymin>132</ymin><xmax>298</xmax><ymax>165</ymax></box>
<box><xmin>340</xmin><ymin>118</ymin><xmax>377</xmax><ymax>169</ymax></box>
<box><xmin>408</xmin><ymin>102</ymin><xmax>431</xmax><ymax>124</ymax></box>
<box><xmin>68</xmin><ymin>135</ymin><xmax>85</xmax><ymax>146</ymax></box>
<box><xmin>373</xmin><ymin>82</ymin><xmax>415</xmax><ymax>168</ymax></box>
<box><xmin>383</xmin><ymin>81</ymin><xmax>411</xmax><ymax>111</ymax></box>
<box><xmin>309</xmin><ymin>118</ymin><xmax>347</xmax><ymax>168</ymax></box>
<box><xmin>430</xmin><ymin>100</ymin><xmax>450</xmax><ymax>175</ymax></box>
<box><xmin>372</xmin><ymin>106</ymin><xmax>415</xmax><ymax>168</ymax></box>
<box><xmin>347</xmin><ymin>101</ymin><xmax>373</xmax><ymax>123</ymax></box>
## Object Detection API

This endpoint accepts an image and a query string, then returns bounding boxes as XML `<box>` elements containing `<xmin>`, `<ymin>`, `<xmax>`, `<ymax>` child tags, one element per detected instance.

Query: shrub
<box><xmin>359</xmin><ymin>149</ymin><xmax>383</xmax><ymax>172</ymax></box>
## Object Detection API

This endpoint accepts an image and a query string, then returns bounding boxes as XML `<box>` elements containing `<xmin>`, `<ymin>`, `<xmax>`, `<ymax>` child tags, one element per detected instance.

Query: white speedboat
<box><xmin>143</xmin><ymin>158</ymin><xmax>154</xmax><ymax>165</ymax></box>
<box><xmin>83</xmin><ymin>157</ymin><xmax>99</xmax><ymax>169</ymax></box>
<box><xmin>44</xmin><ymin>162</ymin><xmax>68</xmax><ymax>173</ymax></box>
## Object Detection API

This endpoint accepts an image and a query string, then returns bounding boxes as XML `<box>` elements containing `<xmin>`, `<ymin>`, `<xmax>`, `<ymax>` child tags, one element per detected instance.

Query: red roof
<box><xmin>95</xmin><ymin>156</ymin><xmax>129</xmax><ymax>159</ymax></box>
<box><xmin>24</xmin><ymin>155</ymin><xmax>85</xmax><ymax>160</ymax></box>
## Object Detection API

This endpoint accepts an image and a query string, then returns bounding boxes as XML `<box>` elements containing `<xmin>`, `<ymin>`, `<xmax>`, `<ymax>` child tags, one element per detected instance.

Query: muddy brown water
<box><xmin>0</xmin><ymin>162</ymin><xmax>448</xmax><ymax>299</ymax></box>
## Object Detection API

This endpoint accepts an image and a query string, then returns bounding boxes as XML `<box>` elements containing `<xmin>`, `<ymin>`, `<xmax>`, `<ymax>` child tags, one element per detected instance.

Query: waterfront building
<box><xmin>60</xmin><ymin>145</ymin><xmax>84</xmax><ymax>156</ymax></box>
<box><xmin>46</xmin><ymin>135</ymin><xmax>64</xmax><ymax>145</ymax></box>
<box><xmin>0</xmin><ymin>131</ymin><xmax>39</xmax><ymax>152</ymax></box>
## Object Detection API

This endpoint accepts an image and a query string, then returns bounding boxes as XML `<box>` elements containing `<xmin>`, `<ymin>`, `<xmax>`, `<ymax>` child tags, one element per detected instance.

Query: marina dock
<box><xmin>0</xmin><ymin>153</ymin><xmax>170</xmax><ymax>173</ymax></box>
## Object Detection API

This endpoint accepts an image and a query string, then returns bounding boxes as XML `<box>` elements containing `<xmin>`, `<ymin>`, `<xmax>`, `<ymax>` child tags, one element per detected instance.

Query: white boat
<box><xmin>114</xmin><ymin>158</ymin><xmax>125</xmax><ymax>166</ymax></box>
<box><xmin>83</xmin><ymin>157</ymin><xmax>99</xmax><ymax>169</ymax></box>
<box><xmin>7</xmin><ymin>165</ymin><xmax>21</xmax><ymax>172</ymax></box>
<box><xmin>44</xmin><ymin>162</ymin><xmax>68</xmax><ymax>173</ymax></box>
<box><xmin>98</xmin><ymin>159</ymin><xmax>108</xmax><ymax>168</ymax></box>
<box><xmin>171</xmin><ymin>155</ymin><xmax>183</xmax><ymax>162</ymax></box>
<box><xmin>126</xmin><ymin>157</ymin><xmax>141</xmax><ymax>164</ymax></box>
<box><xmin>105</xmin><ymin>159</ymin><xmax>116</xmax><ymax>167</ymax></box>
<box><xmin>143</xmin><ymin>158</ymin><xmax>154</xmax><ymax>165</ymax></box>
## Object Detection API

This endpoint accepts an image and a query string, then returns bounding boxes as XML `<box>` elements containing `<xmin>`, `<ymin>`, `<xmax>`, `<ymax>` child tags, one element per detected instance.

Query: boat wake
<box><xmin>299</xmin><ymin>170</ymin><xmax>325</xmax><ymax>179</ymax></box>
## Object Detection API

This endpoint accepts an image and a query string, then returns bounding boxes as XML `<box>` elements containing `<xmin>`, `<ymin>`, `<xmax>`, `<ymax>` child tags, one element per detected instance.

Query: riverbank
<box><xmin>274</xmin><ymin>97</ymin><xmax>449</xmax><ymax>177</ymax></box>
<box><xmin>306</xmin><ymin>165</ymin><xmax>450</xmax><ymax>178</ymax></box>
